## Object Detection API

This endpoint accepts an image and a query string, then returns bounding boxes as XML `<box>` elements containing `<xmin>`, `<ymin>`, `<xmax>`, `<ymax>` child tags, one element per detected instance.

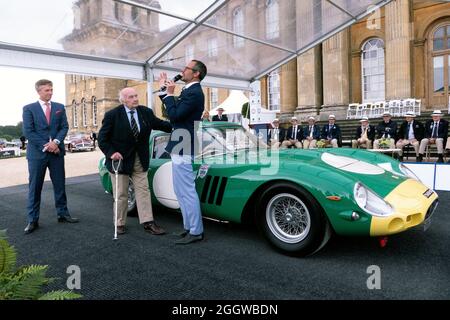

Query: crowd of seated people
<box><xmin>268</xmin><ymin>115</ymin><xmax>342</xmax><ymax>150</ymax></box>
<box><xmin>266</xmin><ymin>110</ymin><xmax>450</xmax><ymax>163</ymax></box>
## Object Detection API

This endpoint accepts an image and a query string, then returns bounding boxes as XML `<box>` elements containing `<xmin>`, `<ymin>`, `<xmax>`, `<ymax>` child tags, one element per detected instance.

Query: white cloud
<box><xmin>0</xmin><ymin>66</ymin><xmax>66</xmax><ymax>126</ymax></box>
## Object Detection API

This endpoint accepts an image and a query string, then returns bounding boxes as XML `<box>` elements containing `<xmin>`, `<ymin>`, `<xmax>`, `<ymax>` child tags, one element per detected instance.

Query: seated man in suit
<box><xmin>352</xmin><ymin>117</ymin><xmax>375</xmax><ymax>149</ymax></box>
<box><xmin>395</xmin><ymin>111</ymin><xmax>424</xmax><ymax>162</ymax></box>
<box><xmin>321</xmin><ymin>114</ymin><xmax>341</xmax><ymax>148</ymax></box>
<box><xmin>282</xmin><ymin>117</ymin><xmax>303</xmax><ymax>149</ymax></box>
<box><xmin>303</xmin><ymin>116</ymin><xmax>321</xmax><ymax>149</ymax></box>
<box><xmin>268</xmin><ymin>119</ymin><xmax>286</xmax><ymax>149</ymax></box>
<box><xmin>418</xmin><ymin>110</ymin><xmax>449</xmax><ymax>163</ymax></box>
<box><xmin>212</xmin><ymin>107</ymin><xmax>228</xmax><ymax>122</ymax></box>
<box><xmin>373</xmin><ymin>111</ymin><xmax>397</xmax><ymax>149</ymax></box>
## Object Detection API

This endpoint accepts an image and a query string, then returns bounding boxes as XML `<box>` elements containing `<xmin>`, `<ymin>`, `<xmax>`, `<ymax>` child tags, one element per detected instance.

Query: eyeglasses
<box><xmin>183</xmin><ymin>66</ymin><xmax>198</xmax><ymax>72</ymax></box>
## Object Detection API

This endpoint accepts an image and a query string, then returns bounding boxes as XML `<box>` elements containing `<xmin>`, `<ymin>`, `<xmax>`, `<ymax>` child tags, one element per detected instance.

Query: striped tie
<box><xmin>129</xmin><ymin>110</ymin><xmax>139</xmax><ymax>140</ymax></box>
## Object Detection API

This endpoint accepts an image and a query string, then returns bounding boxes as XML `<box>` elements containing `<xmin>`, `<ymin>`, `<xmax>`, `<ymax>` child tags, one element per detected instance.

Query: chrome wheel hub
<box><xmin>266</xmin><ymin>193</ymin><xmax>311</xmax><ymax>244</ymax></box>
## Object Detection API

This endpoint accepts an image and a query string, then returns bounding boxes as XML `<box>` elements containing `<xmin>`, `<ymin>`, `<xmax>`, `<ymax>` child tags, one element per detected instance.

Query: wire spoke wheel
<box><xmin>266</xmin><ymin>193</ymin><xmax>311</xmax><ymax>244</ymax></box>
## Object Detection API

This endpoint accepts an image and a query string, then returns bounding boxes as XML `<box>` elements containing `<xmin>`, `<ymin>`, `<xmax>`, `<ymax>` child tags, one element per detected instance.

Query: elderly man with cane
<box><xmin>98</xmin><ymin>87</ymin><xmax>172</xmax><ymax>237</ymax></box>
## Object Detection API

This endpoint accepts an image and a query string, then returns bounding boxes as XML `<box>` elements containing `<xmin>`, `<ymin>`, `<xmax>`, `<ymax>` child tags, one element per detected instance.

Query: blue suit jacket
<box><xmin>303</xmin><ymin>124</ymin><xmax>321</xmax><ymax>140</ymax></box>
<box><xmin>22</xmin><ymin>101</ymin><xmax>69</xmax><ymax>160</ymax></box>
<box><xmin>160</xmin><ymin>83</ymin><xmax>204</xmax><ymax>156</ymax></box>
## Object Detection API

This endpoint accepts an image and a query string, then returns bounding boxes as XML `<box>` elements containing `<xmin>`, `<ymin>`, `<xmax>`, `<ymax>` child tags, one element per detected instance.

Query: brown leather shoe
<box><xmin>116</xmin><ymin>226</ymin><xmax>126</xmax><ymax>235</ymax></box>
<box><xmin>143</xmin><ymin>221</ymin><xmax>165</xmax><ymax>235</ymax></box>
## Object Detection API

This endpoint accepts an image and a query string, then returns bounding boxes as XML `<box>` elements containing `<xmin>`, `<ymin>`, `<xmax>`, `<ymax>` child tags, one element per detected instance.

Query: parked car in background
<box><xmin>64</xmin><ymin>133</ymin><xmax>95</xmax><ymax>152</ymax></box>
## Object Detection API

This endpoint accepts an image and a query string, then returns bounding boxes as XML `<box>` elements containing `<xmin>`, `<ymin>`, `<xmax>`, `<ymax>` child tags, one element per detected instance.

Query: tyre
<box><xmin>127</xmin><ymin>178</ymin><xmax>137</xmax><ymax>217</ymax></box>
<box><xmin>257</xmin><ymin>182</ymin><xmax>331</xmax><ymax>256</ymax></box>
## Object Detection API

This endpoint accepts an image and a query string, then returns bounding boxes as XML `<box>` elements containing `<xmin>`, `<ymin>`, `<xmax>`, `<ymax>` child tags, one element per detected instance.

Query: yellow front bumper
<box><xmin>370</xmin><ymin>179</ymin><xmax>438</xmax><ymax>236</ymax></box>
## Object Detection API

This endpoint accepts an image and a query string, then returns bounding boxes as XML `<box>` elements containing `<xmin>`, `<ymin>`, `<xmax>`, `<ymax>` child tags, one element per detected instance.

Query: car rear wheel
<box><xmin>127</xmin><ymin>178</ymin><xmax>137</xmax><ymax>217</ymax></box>
<box><xmin>257</xmin><ymin>183</ymin><xmax>331</xmax><ymax>256</ymax></box>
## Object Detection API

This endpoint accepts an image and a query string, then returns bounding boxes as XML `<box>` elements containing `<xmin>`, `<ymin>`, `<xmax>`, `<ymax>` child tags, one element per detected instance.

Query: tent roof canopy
<box><xmin>0</xmin><ymin>0</ymin><xmax>392</xmax><ymax>90</ymax></box>
<box><xmin>210</xmin><ymin>90</ymin><xmax>248</xmax><ymax>115</ymax></box>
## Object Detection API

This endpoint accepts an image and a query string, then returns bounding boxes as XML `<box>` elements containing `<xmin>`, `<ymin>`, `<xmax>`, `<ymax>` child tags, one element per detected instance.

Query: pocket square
<box><xmin>55</xmin><ymin>110</ymin><xmax>63</xmax><ymax>115</ymax></box>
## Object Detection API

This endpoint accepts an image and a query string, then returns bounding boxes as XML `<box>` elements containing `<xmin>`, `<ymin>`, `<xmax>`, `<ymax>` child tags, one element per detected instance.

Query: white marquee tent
<box><xmin>0</xmin><ymin>0</ymin><xmax>393</xmax><ymax>100</ymax></box>
<box><xmin>210</xmin><ymin>90</ymin><xmax>248</xmax><ymax>115</ymax></box>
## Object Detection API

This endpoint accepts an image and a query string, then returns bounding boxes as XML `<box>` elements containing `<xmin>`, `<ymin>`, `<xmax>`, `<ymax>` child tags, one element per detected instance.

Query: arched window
<box><xmin>266</xmin><ymin>0</ymin><xmax>279</xmax><ymax>40</ymax></box>
<box><xmin>92</xmin><ymin>96</ymin><xmax>98</xmax><ymax>127</ymax></box>
<box><xmin>114</xmin><ymin>2</ymin><xmax>120</xmax><ymax>21</ymax></box>
<box><xmin>268</xmin><ymin>69</ymin><xmax>280</xmax><ymax>111</ymax></box>
<box><xmin>131</xmin><ymin>7</ymin><xmax>139</xmax><ymax>24</ymax></box>
<box><xmin>81</xmin><ymin>98</ymin><xmax>88</xmax><ymax>127</ymax></box>
<box><xmin>432</xmin><ymin>25</ymin><xmax>450</xmax><ymax>94</ymax></box>
<box><xmin>210</xmin><ymin>88</ymin><xmax>218</xmax><ymax>109</ymax></box>
<box><xmin>185</xmin><ymin>44</ymin><xmax>194</xmax><ymax>64</ymax></box>
<box><xmin>207</xmin><ymin>38</ymin><xmax>218</xmax><ymax>58</ymax></box>
<box><xmin>72</xmin><ymin>100</ymin><xmax>78</xmax><ymax>128</ymax></box>
<box><xmin>232</xmin><ymin>7</ymin><xmax>244</xmax><ymax>48</ymax></box>
<box><xmin>361</xmin><ymin>38</ymin><xmax>385</xmax><ymax>103</ymax></box>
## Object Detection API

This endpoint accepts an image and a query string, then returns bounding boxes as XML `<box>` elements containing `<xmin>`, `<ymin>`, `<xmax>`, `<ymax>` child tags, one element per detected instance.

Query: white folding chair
<box><xmin>347</xmin><ymin>103</ymin><xmax>359</xmax><ymax>119</ymax></box>
<box><xmin>402</xmin><ymin>98</ymin><xmax>415</xmax><ymax>115</ymax></box>
<box><xmin>388</xmin><ymin>100</ymin><xmax>401</xmax><ymax>117</ymax></box>
<box><xmin>414</xmin><ymin>99</ymin><xmax>421</xmax><ymax>116</ymax></box>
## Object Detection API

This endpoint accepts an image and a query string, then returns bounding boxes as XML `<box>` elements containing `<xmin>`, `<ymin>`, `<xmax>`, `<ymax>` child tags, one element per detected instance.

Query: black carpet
<box><xmin>0</xmin><ymin>174</ymin><xmax>449</xmax><ymax>300</ymax></box>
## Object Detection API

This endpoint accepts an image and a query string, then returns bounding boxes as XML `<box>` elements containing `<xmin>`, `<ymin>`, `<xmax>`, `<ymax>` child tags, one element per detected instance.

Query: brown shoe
<box><xmin>143</xmin><ymin>221</ymin><xmax>166</xmax><ymax>235</ymax></box>
<box><xmin>116</xmin><ymin>226</ymin><xmax>126</xmax><ymax>235</ymax></box>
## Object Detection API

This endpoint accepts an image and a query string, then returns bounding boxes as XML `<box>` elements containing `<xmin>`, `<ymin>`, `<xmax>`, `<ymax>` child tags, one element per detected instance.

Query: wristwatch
<box><xmin>53</xmin><ymin>139</ymin><xmax>60</xmax><ymax>145</ymax></box>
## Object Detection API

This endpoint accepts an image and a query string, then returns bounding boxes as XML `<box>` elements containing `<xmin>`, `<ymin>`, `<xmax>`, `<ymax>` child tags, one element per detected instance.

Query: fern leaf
<box><xmin>10</xmin><ymin>265</ymin><xmax>49</xmax><ymax>300</ymax></box>
<box><xmin>39</xmin><ymin>290</ymin><xmax>82</xmax><ymax>300</ymax></box>
<box><xmin>0</xmin><ymin>238</ymin><xmax>17</xmax><ymax>274</ymax></box>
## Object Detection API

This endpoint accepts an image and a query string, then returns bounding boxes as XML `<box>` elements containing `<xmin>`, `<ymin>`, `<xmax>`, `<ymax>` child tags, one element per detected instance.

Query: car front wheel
<box><xmin>257</xmin><ymin>183</ymin><xmax>331</xmax><ymax>256</ymax></box>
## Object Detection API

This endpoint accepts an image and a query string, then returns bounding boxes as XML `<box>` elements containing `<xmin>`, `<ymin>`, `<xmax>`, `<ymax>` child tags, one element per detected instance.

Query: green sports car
<box><xmin>99</xmin><ymin>122</ymin><xmax>438</xmax><ymax>256</ymax></box>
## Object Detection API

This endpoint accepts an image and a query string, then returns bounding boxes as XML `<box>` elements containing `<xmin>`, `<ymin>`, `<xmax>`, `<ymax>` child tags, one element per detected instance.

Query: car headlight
<box><xmin>399</xmin><ymin>164</ymin><xmax>421</xmax><ymax>182</ymax></box>
<box><xmin>354</xmin><ymin>182</ymin><xmax>394</xmax><ymax>217</ymax></box>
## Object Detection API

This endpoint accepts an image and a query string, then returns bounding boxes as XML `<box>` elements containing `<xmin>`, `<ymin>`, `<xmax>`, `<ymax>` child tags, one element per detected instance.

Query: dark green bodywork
<box><xmin>99</xmin><ymin>122</ymin><xmax>408</xmax><ymax>236</ymax></box>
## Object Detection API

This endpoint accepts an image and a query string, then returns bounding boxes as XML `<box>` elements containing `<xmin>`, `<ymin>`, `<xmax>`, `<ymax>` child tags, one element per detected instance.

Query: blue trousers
<box><xmin>171</xmin><ymin>154</ymin><xmax>203</xmax><ymax>235</ymax></box>
<box><xmin>26</xmin><ymin>154</ymin><xmax>69</xmax><ymax>223</ymax></box>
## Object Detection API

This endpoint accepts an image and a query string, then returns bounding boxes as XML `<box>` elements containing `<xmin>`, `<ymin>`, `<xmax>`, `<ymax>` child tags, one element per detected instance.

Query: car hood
<box><xmin>280</xmin><ymin>148</ymin><xmax>408</xmax><ymax>198</ymax></box>
<box><xmin>209</xmin><ymin>147</ymin><xmax>409</xmax><ymax>199</ymax></box>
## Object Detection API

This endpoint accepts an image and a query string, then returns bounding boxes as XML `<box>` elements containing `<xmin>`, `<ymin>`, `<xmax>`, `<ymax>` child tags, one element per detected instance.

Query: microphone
<box><xmin>154</xmin><ymin>74</ymin><xmax>182</xmax><ymax>94</ymax></box>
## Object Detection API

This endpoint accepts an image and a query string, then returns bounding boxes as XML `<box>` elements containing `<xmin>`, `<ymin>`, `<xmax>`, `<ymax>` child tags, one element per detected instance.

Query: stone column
<box><xmin>385</xmin><ymin>0</ymin><xmax>412</xmax><ymax>100</ymax></box>
<box><xmin>279</xmin><ymin>59</ymin><xmax>298</xmax><ymax>120</ymax></box>
<box><xmin>296</xmin><ymin>47</ymin><xmax>322</xmax><ymax>120</ymax></box>
<box><xmin>322</xmin><ymin>29</ymin><xmax>350</xmax><ymax>120</ymax></box>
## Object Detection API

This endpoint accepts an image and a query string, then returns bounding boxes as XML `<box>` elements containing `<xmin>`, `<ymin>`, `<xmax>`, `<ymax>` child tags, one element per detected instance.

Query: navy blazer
<box><xmin>160</xmin><ymin>83</ymin><xmax>204</xmax><ymax>156</ymax></box>
<box><xmin>321</xmin><ymin>123</ymin><xmax>341</xmax><ymax>140</ymax></box>
<box><xmin>355</xmin><ymin>125</ymin><xmax>376</xmax><ymax>141</ymax></box>
<box><xmin>98</xmin><ymin>105</ymin><xmax>172</xmax><ymax>174</ymax></box>
<box><xmin>303</xmin><ymin>124</ymin><xmax>321</xmax><ymax>140</ymax></box>
<box><xmin>286</xmin><ymin>125</ymin><xmax>303</xmax><ymax>141</ymax></box>
<box><xmin>268</xmin><ymin>127</ymin><xmax>286</xmax><ymax>143</ymax></box>
<box><xmin>397</xmin><ymin>120</ymin><xmax>424</xmax><ymax>141</ymax></box>
<box><xmin>22</xmin><ymin>101</ymin><xmax>68</xmax><ymax>160</ymax></box>
<box><xmin>376</xmin><ymin>120</ymin><xmax>397</xmax><ymax>139</ymax></box>
<box><xmin>424</xmin><ymin>119</ymin><xmax>449</xmax><ymax>139</ymax></box>
<box><xmin>212</xmin><ymin>114</ymin><xmax>228</xmax><ymax>122</ymax></box>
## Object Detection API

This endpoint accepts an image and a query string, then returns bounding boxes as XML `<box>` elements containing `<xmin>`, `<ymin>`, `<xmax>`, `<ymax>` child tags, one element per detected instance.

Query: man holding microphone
<box><xmin>159</xmin><ymin>60</ymin><xmax>207</xmax><ymax>245</ymax></box>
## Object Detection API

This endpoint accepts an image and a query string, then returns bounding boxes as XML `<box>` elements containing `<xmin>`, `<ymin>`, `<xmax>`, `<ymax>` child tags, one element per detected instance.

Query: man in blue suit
<box><xmin>22</xmin><ymin>79</ymin><xmax>78</xmax><ymax>234</ymax></box>
<box><xmin>159</xmin><ymin>60</ymin><xmax>207</xmax><ymax>245</ymax></box>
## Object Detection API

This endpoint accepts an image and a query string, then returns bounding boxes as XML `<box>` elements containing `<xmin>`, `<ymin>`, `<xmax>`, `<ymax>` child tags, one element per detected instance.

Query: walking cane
<box><xmin>112</xmin><ymin>159</ymin><xmax>122</xmax><ymax>241</ymax></box>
